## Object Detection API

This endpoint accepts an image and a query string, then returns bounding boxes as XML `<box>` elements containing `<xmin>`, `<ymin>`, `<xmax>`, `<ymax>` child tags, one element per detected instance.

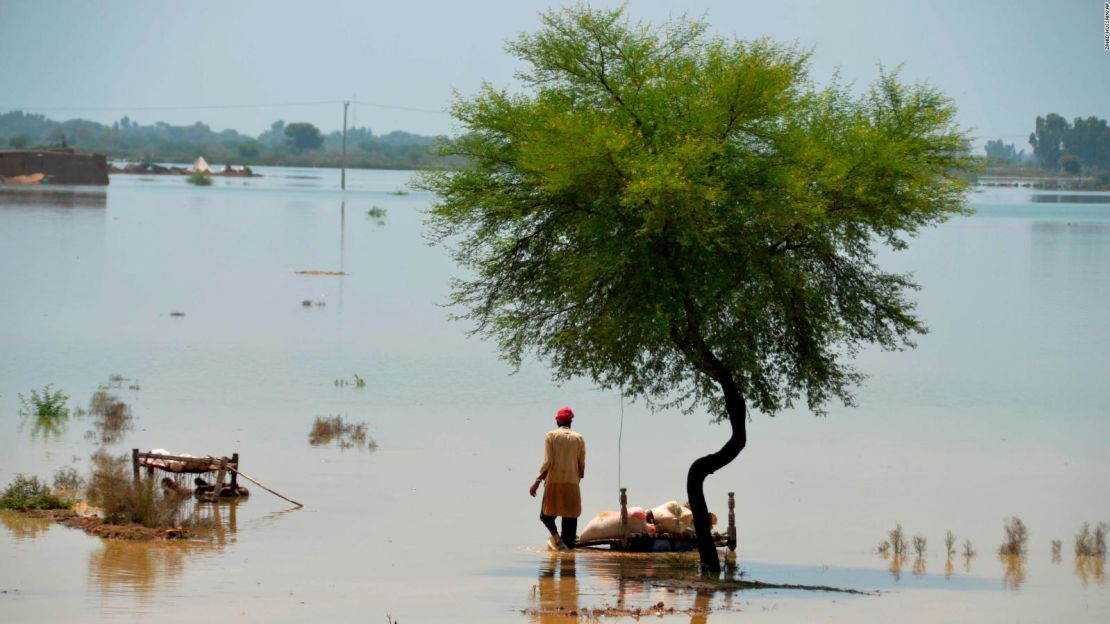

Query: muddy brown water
<box><xmin>1</xmin><ymin>172</ymin><xmax>1108</xmax><ymax>621</ymax></box>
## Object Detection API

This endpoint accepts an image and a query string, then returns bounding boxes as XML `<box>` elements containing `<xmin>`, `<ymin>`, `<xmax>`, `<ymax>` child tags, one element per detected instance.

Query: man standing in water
<box><xmin>530</xmin><ymin>407</ymin><xmax>585</xmax><ymax>550</ymax></box>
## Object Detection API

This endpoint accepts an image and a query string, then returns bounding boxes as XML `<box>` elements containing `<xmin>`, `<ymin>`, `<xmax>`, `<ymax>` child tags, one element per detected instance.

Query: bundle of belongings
<box><xmin>578</xmin><ymin>500</ymin><xmax>718</xmax><ymax>542</ymax></box>
<box><xmin>140</xmin><ymin>449</ymin><xmax>223</xmax><ymax>473</ymax></box>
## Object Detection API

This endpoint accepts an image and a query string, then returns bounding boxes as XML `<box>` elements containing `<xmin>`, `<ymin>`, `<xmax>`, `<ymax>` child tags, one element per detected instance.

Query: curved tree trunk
<box><xmin>687</xmin><ymin>376</ymin><xmax>747</xmax><ymax>574</ymax></box>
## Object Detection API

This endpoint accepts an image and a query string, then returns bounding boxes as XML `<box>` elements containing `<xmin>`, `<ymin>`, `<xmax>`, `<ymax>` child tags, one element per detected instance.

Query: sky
<box><xmin>0</xmin><ymin>0</ymin><xmax>1106</xmax><ymax>150</ymax></box>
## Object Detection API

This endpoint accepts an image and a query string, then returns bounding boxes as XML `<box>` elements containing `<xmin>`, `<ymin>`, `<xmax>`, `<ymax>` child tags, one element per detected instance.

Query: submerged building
<box><xmin>0</xmin><ymin>148</ymin><xmax>109</xmax><ymax>185</ymax></box>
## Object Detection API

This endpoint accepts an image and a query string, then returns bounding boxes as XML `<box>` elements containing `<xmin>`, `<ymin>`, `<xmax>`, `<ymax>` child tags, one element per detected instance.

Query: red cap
<box><xmin>556</xmin><ymin>407</ymin><xmax>574</xmax><ymax>424</ymax></box>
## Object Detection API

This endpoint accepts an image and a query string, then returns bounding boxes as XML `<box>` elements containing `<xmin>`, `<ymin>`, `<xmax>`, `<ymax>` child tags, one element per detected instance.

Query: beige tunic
<box><xmin>536</xmin><ymin>427</ymin><xmax>586</xmax><ymax>517</ymax></box>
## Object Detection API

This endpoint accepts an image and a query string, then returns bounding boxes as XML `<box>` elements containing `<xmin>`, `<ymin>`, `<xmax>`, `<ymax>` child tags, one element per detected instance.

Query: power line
<box><xmin>352</xmin><ymin>99</ymin><xmax>444</xmax><ymax>114</ymax></box>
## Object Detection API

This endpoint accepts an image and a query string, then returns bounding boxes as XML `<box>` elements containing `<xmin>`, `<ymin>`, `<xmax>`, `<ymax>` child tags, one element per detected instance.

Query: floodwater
<box><xmin>1</xmin><ymin>170</ymin><xmax>1108</xmax><ymax>622</ymax></box>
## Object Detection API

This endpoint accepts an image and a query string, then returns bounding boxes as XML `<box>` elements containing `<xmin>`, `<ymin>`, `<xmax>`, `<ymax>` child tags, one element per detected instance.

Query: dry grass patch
<box><xmin>308</xmin><ymin>415</ymin><xmax>377</xmax><ymax>450</ymax></box>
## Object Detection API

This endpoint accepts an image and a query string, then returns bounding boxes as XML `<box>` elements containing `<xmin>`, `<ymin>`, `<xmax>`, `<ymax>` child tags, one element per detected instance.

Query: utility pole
<box><xmin>341</xmin><ymin>100</ymin><xmax>349</xmax><ymax>190</ymax></box>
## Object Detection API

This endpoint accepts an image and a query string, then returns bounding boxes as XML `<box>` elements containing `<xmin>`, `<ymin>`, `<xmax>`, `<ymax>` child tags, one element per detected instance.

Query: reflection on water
<box><xmin>21</xmin><ymin>412</ymin><xmax>69</xmax><ymax>441</ymax></box>
<box><xmin>885</xmin><ymin>554</ymin><xmax>905</xmax><ymax>581</ymax></box>
<box><xmin>530</xmin><ymin>554</ymin><xmax>579</xmax><ymax>624</ymax></box>
<box><xmin>0</xmin><ymin>187</ymin><xmax>107</xmax><ymax>208</ymax></box>
<box><xmin>1030</xmin><ymin>194</ymin><xmax>1110</xmax><ymax>204</ymax></box>
<box><xmin>1076</xmin><ymin>556</ymin><xmax>1107</xmax><ymax>586</ymax></box>
<box><xmin>0</xmin><ymin>510</ymin><xmax>53</xmax><ymax>540</ymax></box>
<box><xmin>529</xmin><ymin>552</ymin><xmax>719</xmax><ymax>622</ymax></box>
<box><xmin>1001</xmin><ymin>554</ymin><xmax>1027</xmax><ymax>590</ymax></box>
<box><xmin>88</xmin><ymin>500</ymin><xmax>239</xmax><ymax>600</ymax></box>
<box><xmin>912</xmin><ymin>555</ymin><xmax>927</xmax><ymax>576</ymax></box>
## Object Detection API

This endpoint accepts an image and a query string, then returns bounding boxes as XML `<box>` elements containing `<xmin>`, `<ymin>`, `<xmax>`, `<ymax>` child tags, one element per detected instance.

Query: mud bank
<box><xmin>23</xmin><ymin>510</ymin><xmax>186</xmax><ymax>541</ymax></box>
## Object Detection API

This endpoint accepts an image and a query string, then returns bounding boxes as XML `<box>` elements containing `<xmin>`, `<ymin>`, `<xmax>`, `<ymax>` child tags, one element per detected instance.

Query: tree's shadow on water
<box><xmin>518</xmin><ymin>551</ymin><xmax>901</xmax><ymax>621</ymax></box>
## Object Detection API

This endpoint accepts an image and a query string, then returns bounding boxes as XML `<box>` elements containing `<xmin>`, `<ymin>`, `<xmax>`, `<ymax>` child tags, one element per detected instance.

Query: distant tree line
<box><xmin>0</xmin><ymin>110</ymin><xmax>458</xmax><ymax>170</ymax></box>
<box><xmin>987</xmin><ymin>113</ymin><xmax>1110</xmax><ymax>178</ymax></box>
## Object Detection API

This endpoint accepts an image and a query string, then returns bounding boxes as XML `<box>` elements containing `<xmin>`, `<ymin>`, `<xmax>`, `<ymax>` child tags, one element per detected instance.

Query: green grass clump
<box><xmin>19</xmin><ymin>384</ymin><xmax>70</xmax><ymax>419</ymax></box>
<box><xmin>0</xmin><ymin>474</ymin><xmax>73</xmax><ymax>510</ymax></box>
<box><xmin>18</xmin><ymin>385</ymin><xmax>70</xmax><ymax>440</ymax></box>
<box><xmin>186</xmin><ymin>170</ymin><xmax>213</xmax><ymax>186</ymax></box>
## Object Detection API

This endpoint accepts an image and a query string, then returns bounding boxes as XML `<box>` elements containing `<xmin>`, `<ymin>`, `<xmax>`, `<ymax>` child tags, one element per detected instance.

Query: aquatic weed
<box><xmin>18</xmin><ymin>385</ymin><xmax>71</xmax><ymax>440</ymax></box>
<box><xmin>912</xmin><ymin>535</ymin><xmax>927</xmax><ymax>558</ymax></box>
<box><xmin>366</xmin><ymin>206</ymin><xmax>387</xmax><ymax>225</ymax></box>
<box><xmin>308</xmin><ymin>415</ymin><xmax>377</xmax><ymax>450</ymax></box>
<box><xmin>1075</xmin><ymin>522</ymin><xmax>1108</xmax><ymax>557</ymax></box>
<box><xmin>84</xmin><ymin>387</ymin><xmax>135</xmax><ymax>445</ymax></box>
<box><xmin>999</xmin><ymin>516</ymin><xmax>1029</xmax><ymax>556</ymax></box>
<box><xmin>186</xmin><ymin>170</ymin><xmax>213</xmax><ymax>186</ymax></box>
<box><xmin>18</xmin><ymin>384</ymin><xmax>70</xmax><ymax>419</ymax></box>
<box><xmin>944</xmin><ymin>530</ymin><xmax>957</xmax><ymax>558</ymax></box>
<box><xmin>888</xmin><ymin>523</ymin><xmax>907</xmax><ymax>557</ymax></box>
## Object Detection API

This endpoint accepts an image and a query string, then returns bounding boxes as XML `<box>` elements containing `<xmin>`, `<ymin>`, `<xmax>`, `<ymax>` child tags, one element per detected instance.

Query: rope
<box><xmin>617</xmin><ymin>385</ymin><xmax>624</xmax><ymax>492</ymax></box>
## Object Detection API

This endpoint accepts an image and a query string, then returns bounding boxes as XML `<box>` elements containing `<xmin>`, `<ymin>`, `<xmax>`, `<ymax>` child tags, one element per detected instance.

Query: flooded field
<box><xmin>1</xmin><ymin>170</ymin><xmax>1108</xmax><ymax>622</ymax></box>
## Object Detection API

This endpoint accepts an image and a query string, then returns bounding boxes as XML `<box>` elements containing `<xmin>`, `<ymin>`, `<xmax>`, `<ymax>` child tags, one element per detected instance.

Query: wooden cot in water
<box><xmin>132</xmin><ymin>448</ymin><xmax>249</xmax><ymax>502</ymax></box>
<box><xmin>575</xmin><ymin>488</ymin><xmax>738</xmax><ymax>552</ymax></box>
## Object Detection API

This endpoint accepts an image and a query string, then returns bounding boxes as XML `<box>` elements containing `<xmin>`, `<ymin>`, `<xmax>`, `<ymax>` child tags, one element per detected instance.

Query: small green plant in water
<box><xmin>0</xmin><ymin>474</ymin><xmax>73</xmax><ymax>510</ymax></box>
<box><xmin>19</xmin><ymin>384</ymin><xmax>70</xmax><ymax>420</ymax></box>
<box><xmin>366</xmin><ymin>205</ymin><xmax>387</xmax><ymax>222</ymax></box>
<box><xmin>18</xmin><ymin>385</ymin><xmax>70</xmax><ymax>440</ymax></box>
<box><xmin>333</xmin><ymin>374</ymin><xmax>366</xmax><ymax>388</ymax></box>
<box><xmin>186</xmin><ymin>170</ymin><xmax>213</xmax><ymax>186</ymax></box>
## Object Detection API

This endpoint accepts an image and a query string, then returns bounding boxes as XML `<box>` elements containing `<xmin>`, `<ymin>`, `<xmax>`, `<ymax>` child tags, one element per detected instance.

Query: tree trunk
<box><xmin>686</xmin><ymin>377</ymin><xmax>747</xmax><ymax>574</ymax></box>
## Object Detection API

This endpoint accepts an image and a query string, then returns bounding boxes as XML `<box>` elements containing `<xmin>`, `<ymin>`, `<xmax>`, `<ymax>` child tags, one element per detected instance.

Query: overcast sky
<box><xmin>0</xmin><ymin>0</ymin><xmax>1106</xmax><ymax>150</ymax></box>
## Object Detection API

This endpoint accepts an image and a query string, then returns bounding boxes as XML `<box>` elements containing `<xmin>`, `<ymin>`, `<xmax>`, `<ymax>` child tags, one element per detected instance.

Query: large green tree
<box><xmin>421</xmin><ymin>6</ymin><xmax>974</xmax><ymax>573</ymax></box>
<box><xmin>284</xmin><ymin>121</ymin><xmax>323</xmax><ymax>154</ymax></box>
<box><xmin>1029</xmin><ymin>113</ymin><xmax>1068</xmax><ymax>170</ymax></box>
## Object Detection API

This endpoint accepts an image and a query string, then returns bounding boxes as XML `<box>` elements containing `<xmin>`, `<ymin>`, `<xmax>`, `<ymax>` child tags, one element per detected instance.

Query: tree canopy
<box><xmin>283</xmin><ymin>122</ymin><xmax>324</xmax><ymax>154</ymax></box>
<box><xmin>421</xmin><ymin>5</ymin><xmax>974</xmax><ymax>571</ymax></box>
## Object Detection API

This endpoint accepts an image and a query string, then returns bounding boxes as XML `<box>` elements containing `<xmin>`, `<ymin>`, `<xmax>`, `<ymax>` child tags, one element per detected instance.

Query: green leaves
<box><xmin>420</xmin><ymin>5</ymin><xmax>975</xmax><ymax>420</ymax></box>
